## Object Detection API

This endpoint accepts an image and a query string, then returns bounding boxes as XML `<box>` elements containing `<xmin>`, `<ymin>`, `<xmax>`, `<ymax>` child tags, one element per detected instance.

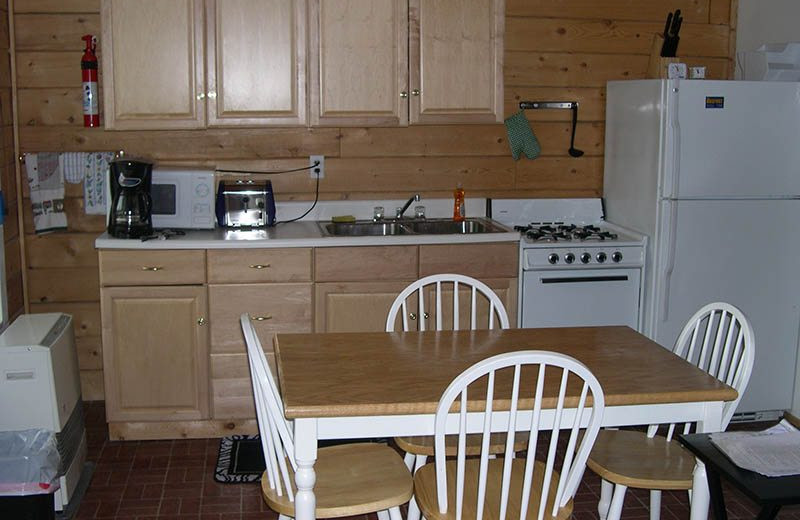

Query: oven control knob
<box><xmin>612</xmin><ymin>251</ymin><xmax>623</xmax><ymax>263</ymax></box>
<box><xmin>580</xmin><ymin>252</ymin><xmax>591</xmax><ymax>264</ymax></box>
<box><xmin>548</xmin><ymin>253</ymin><xmax>559</xmax><ymax>264</ymax></box>
<box><xmin>596</xmin><ymin>252</ymin><xmax>607</xmax><ymax>263</ymax></box>
<box><xmin>564</xmin><ymin>253</ymin><xmax>575</xmax><ymax>264</ymax></box>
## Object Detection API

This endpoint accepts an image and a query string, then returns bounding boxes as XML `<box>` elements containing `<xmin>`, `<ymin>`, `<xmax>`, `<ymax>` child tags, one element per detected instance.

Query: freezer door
<box><xmin>652</xmin><ymin>199</ymin><xmax>800</xmax><ymax>413</ymax></box>
<box><xmin>668</xmin><ymin>80</ymin><xmax>800</xmax><ymax>198</ymax></box>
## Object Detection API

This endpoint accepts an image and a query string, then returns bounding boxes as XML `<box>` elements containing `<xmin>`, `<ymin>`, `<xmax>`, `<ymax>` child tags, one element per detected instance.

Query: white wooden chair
<box><xmin>385</xmin><ymin>273</ymin><xmax>510</xmax><ymax>332</ymax></box>
<box><xmin>413</xmin><ymin>350</ymin><xmax>606</xmax><ymax>520</ymax></box>
<box><xmin>240</xmin><ymin>314</ymin><xmax>412</xmax><ymax>520</ymax></box>
<box><xmin>387</xmin><ymin>274</ymin><xmax>521</xmax><ymax>520</ymax></box>
<box><xmin>587</xmin><ymin>302</ymin><xmax>755</xmax><ymax>520</ymax></box>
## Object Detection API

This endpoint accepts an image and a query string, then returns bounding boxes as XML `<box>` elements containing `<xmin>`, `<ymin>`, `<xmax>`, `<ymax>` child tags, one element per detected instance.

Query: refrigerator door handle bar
<box><xmin>660</xmin><ymin>201</ymin><xmax>679</xmax><ymax>322</ymax></box>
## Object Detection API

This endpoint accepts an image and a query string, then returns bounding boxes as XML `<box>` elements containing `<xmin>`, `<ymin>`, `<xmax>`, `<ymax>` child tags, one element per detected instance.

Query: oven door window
<box><xmin>151</xmin><ymin>184</ymin><xmax>177</xmax><ymax>216</ymax></box>
<box><xmin>521</xmin><ymin>268</ymin><xmax>641</xmax><ymax>329</ymax></box>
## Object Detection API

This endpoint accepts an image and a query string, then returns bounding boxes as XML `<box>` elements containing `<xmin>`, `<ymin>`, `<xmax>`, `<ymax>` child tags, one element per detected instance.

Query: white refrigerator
<box><xmin>603</xmin><ymin>79</ymin><xmax>800</xmax><ymax>417</ymax></box>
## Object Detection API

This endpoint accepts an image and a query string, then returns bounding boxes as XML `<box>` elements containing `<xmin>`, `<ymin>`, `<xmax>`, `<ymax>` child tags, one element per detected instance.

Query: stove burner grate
<box><xmin>517</xmin><ymin>223</ymin><xmax>619</xmax><ymax>242</ymax></box>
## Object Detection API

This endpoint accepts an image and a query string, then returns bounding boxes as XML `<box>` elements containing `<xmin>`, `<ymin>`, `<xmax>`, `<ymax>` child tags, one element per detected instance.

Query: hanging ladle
<box><xmin>568</xmin><ymin>103</ymin><xmax>584</xmax><ymax>157</ymax></box>
<box><xmin>518</xmin><ymin>101</ymin><xmax>584</xmax><ymax>157</ymax></box>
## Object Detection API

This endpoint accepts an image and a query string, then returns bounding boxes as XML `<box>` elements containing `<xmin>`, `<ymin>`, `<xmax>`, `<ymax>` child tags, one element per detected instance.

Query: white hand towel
<box><xmin>60</xmin><ymin>152</ymin><xmax>87</xmax><ymax>183</ymax></box>
<box><xmin>25</xmin><ymin>152</ymin><xmax>68</xmax><ymax>233</ymax></box>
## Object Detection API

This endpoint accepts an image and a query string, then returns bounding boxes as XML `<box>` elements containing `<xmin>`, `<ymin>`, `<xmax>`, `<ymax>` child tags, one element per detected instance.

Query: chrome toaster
<box><xmin>215</xmin><ymin>180</ymin><xmax>276</xmax><ymax>228</ymax></box>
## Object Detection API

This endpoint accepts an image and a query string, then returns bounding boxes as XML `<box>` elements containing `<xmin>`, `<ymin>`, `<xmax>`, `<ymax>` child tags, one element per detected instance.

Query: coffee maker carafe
<box><xmin>108</xmin><ymin>158</ymin><xmax>153</xmax><ymax>238</ymax></box>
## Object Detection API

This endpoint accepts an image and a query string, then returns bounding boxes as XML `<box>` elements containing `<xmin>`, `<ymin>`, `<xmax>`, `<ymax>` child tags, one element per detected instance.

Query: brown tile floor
<box><xmin>75</xmin><ymin>402</ymin><xmax>800</xmax><ymax>519</ymax></box>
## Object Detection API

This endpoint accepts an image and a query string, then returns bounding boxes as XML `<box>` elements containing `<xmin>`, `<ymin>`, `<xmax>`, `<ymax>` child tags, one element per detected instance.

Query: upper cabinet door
<box><xmin>410</xmin><ymin>0</ymin><xmax>504</xmax><ymax>124</ymax></box>
<box><xmin>101</xmin><ymin>0</ymin><xmax>205</xmax><ymax>130</ymax></box>
<box><xmin>206</xmin><ymin>0</ymin><xmax>307</xmax><ymax>126</ymax></box>
<box><xmin>309</xmin><ymin>0</ymin><xmax>408</xmax><ymax>126</ymax></box>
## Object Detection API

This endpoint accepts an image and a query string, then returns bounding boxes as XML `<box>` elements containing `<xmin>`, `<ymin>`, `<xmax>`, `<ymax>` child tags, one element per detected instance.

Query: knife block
<box><xmin>647</xmin><ymin>34</ymin><xmax>680</xmax><ymax>79</ymax></box>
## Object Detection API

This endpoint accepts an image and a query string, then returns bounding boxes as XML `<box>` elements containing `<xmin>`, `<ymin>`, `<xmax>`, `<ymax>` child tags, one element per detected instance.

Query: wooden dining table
<box><xmin>272</xmin><ymin>326</ymin><xmax>738</xmax><ymax>520</ymax></box>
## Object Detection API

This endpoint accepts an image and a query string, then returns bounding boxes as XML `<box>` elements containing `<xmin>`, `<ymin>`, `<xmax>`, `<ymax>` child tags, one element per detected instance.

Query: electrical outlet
<box><xmin>310</xmin><ymin>155</ymin><xmax>325</xmax><ymax>179</ymax></box>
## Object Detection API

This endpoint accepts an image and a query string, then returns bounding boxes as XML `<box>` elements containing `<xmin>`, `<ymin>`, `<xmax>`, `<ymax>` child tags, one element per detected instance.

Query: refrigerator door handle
<box><xmin>660</xmin><ymin>201</ymin><xmax>679</xmax><ymax>322</ymax></box>
<box><xmin>663</xmin><ymin>83</ymin><xmax>681</xmax><ymax>198</ymax></box>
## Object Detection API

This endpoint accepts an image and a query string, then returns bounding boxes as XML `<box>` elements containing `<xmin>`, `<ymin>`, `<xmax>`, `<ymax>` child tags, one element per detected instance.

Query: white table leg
<box><xmin>689</xmin><ymin>402</ymin><xmax>724</xmax><ymax>520</ymax></box>
<box><xmin>294</xmin><ymin>418</ymin><xmax>318</xmax><ymax>520</ymax></box>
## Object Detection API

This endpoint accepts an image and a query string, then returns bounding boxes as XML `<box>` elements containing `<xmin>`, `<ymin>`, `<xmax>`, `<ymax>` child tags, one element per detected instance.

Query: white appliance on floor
<box><xmin>603</xmin><ymin>79</ymin><xmax>800</xmax><ymax>418</ymax></box>
<box><xmin>0</xmin><ymin>314</ymin><xmax>87</xmax><ymax>511</ymax></box>
<box><xmin>492</xmin><ymin>198</ymin><xmax>646</xmax><ymax>331</ymax></box>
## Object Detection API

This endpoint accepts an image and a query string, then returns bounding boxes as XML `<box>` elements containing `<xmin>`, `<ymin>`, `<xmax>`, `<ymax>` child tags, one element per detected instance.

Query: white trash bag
<box><xmin>0</xmin><ymin>429</ymin><xmax>61</xmax><ymax>496</ymax></box>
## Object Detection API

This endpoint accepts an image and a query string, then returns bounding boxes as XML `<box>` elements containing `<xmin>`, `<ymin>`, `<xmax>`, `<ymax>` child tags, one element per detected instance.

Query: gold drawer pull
<box><xmin>249</xmin><ymin>314</ymin><xmax>273</xmax><ymax>321</ymax></box>
<box><xmin>249</xmin><ymin>264</ymin><xmax>271</xmax><ymax>269</ymax></box>
<box><xmin>141</xmin><ymin>266</ymin><xmax>164</xmax><ymax>271</ymax></box>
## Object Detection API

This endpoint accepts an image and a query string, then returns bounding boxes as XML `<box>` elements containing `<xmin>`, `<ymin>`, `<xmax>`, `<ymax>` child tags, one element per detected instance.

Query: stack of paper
<box><xmin>710</xmin><ymin>419</ymin><xmax>800</xmax><ymax>477</ymax></box>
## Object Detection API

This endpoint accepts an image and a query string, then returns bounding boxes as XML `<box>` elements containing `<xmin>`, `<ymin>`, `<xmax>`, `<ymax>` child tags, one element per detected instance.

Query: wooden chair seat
<box><xmin>261</xmin><ymin>442</ymin><xmax>413</xmax><ymax>518</ymax></box>
<box><xmin>395</xmin><ymin>432</ymin><xmax>530</xmax><ymax>457</ymax></box>
<box><xmin>414</xmin><ymin>458</ymin><xmax>573</xmax><ymax>520</ymax></box>
<box><xmin>587</xmin><ymin>430</ymin><xmax>696</xmax><ymax>490</ymax></box>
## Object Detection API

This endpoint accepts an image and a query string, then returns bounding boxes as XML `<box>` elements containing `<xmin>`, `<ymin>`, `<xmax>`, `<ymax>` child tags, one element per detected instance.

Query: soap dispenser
<box><xmin>453</xmin><ymin>184</ymin><xmax>465</xmax><ymax>222</ymax></box>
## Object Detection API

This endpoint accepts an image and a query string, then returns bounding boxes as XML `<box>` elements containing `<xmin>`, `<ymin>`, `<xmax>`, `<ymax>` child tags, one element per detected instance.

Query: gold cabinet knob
<box><xmin>197</xmin><ymin>317</ymin><xmax>206</xmax><ymax>326</ymax></box>
<box><xmin>400</xmin><ymin>91</ymin><xmax>408</xmax><ymax>99</ymax></box>
<box><xmin>207</xmin><ymin>91</ymin><xmax>217</xmax><ymax>99</ymax></box>
<box><xmin>249</xmin><ymin>314</ymin><xmax>273</xmax><ymax>321</ymax></box>
<box><xmin>411</xmin><ymin>89</ymin><xmax>420</xmax><ymax>96</ymax></box>
<box><xmin>196</xmin><ymin>92</ymin><xmax>206</xmax><ymax>100</ymax></box>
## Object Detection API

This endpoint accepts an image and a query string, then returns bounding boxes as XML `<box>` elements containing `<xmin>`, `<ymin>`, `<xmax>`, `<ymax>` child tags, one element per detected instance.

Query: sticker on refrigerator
<box><xmin>705</xmin><ymin>96</ymin><xmax>724</xmax><ymax>109</ymax></box>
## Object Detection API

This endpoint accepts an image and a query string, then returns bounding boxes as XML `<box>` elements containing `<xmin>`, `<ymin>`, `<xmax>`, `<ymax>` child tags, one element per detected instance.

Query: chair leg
<box><xmin>414</xmin><ymin>454</ymin><xmax>428</xmax><ymax>473</ymax></box>
<box><xmin>403</xmin><ymin>451</ymin><xmax>415</xmax><ymax>472</ymax></box>
<box><xmin>377</xmin><ymin>510</ymin><xmax>390</xmax><ymax>520</ymax></box>
<box><xmin>408</xmin><ymin>497</ymin><xmax>422</xmax><ymax>520</ymax></box>
<box><xmin>606</xmin><ymin>484</ymin><xmax>628</xmax><ymax>520</ymax></box>
<box><xmin>388</xmin><ymin>506</ymin><xmax>403</xmax><ymax>520</ymax></box>
<box><xmin>649</xmin><ymin>490</ymin><xmax>661</xmax><ymax>520</ymax></box>
<box><xmin>598</xmin><ymin>478</ymin><xmax>613</xmax><ymax>520</ymax></box>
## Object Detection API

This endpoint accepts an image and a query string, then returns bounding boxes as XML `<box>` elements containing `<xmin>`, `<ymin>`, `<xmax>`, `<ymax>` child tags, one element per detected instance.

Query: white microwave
<box><xmin>151</xmin><ymin>168</ymin><xmax>216</xmax><ymax>229</ymax></box>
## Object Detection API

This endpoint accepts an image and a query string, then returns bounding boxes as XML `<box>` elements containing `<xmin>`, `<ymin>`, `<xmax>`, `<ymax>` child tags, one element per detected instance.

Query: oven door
<box><xmin>521</xmin><ymin>268</ymin><xmax>641</xmax><ymax>329</ymax></box>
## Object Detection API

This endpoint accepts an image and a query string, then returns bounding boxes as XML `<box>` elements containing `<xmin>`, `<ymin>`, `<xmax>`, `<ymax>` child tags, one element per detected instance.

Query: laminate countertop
<box><xmin>94</xmin><ymin>220</ymin><xmax>521</xmax><ymax>249</ymax></box>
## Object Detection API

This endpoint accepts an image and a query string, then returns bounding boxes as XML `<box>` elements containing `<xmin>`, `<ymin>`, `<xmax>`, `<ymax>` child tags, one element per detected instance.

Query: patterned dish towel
<box><xmin>83</xmin><ymin>152</ymin><xmax>114</xmax><ymax>215</ymax></box>
<box><xmin>25</xmin><ymin>153</ymin><xmax>68</xmax><ymax>234</ymax></box>
<box><xmin>504</xmin><ymin>110</ymin><xmax>542</xmax><ymax>160</ymax></box>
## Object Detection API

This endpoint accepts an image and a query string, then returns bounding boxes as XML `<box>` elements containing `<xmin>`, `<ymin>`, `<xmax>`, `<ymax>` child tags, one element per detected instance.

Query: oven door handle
<box><xmin>540</xmin><ymin>275</ymin><xmax>629</xmax><ymax>284</ymax></box>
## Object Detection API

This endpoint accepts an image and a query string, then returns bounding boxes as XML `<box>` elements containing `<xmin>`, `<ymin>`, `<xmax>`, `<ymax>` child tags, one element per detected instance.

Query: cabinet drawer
<box><xmin>315</xmin><ymin>246</ymin><xmax>418</xmax><ymax>281</ymax></box>
<box><xmin>419</xmin><ymin>243</ymin><xmax>518</xmax><ymax>279</ymax></box>
<box><xmin>99</xmin><ymin>250</ymin><xmax>206</xmax><ymax>286</ymax></box>
<box><xmin>209</xmin><ymin>283</ymin><xmax>312</xmax><ymax>353</ymax></box>
<box><xmin>207</xmin><ymin>248</ymin><xmax>312</xmax><ymax>283</ymax></box>
<box><xmin>210</xmin><ymin>352</ymin><xmax>275</xmax><ymax>419</ymax></box>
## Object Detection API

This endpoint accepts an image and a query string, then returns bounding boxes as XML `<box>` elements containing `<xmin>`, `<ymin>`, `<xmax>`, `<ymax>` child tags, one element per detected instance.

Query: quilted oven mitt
<box><xmin>504</xmin><ymin>110</ymin><xmax>541</xmax><ymax>160</ymax></box>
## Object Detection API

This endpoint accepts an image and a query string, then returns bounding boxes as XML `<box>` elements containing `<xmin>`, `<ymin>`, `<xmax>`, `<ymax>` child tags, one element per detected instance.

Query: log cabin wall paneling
<box><xmin>1</xmin><ymin>3</ymin><xmax>24</xmax><ymax>324</ymax></box>
<box><xmin>11</xmin><ymin>0</ymin><xmax>737</xmax><ymax>400</ymax></box>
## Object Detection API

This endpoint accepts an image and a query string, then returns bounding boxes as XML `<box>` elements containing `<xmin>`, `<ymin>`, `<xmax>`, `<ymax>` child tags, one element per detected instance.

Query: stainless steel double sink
<box><xmin>318</xmin><ymin>217</ymin><xmax>509</xmax><ymax>237</ymax></box>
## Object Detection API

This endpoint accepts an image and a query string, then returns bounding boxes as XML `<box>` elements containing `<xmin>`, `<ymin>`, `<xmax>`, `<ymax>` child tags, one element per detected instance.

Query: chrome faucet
<box><xmin>396</xmin><ymin>194</ymin><xmax>421</xmax><ymax>219</ymax></box>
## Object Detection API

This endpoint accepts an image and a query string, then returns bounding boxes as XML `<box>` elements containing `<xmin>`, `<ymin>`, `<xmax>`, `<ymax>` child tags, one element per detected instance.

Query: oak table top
<box><xmin>274</xmin><ymin>326</ymin><xmax>738</xmax><ymax>419</ymax></box>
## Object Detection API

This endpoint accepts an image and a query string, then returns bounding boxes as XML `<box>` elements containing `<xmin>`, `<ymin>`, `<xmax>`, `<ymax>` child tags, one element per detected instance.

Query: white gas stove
<box><xmin>491</xmin><ymin>199</ymin><xmax>646</xmax><ymax>330</ymax></box>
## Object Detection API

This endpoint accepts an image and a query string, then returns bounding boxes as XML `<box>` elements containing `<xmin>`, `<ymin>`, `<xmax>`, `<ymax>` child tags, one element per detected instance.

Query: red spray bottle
<box><xmin>81</xmin><ymin>35</ymin><xmax>99</xmax><ymax>127</ymax></box>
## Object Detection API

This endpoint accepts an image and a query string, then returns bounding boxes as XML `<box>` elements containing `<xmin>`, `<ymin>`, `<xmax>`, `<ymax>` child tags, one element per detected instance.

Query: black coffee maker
<box><xmin>107</xmin><ymin>158</ymin><xmax>153</xmax><ymax>238</ymax></box>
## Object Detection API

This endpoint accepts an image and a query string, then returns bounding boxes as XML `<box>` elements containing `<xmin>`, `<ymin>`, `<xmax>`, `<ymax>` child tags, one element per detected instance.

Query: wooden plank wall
<box><xmin>11</xmin><ymin>0</ymin><xmax>736</xmax><ymax>400</ymax></box>
<box><xmin>1</xmin><ymin>3</ymin><xmax>24</xmax><ymax>324</ymax></box>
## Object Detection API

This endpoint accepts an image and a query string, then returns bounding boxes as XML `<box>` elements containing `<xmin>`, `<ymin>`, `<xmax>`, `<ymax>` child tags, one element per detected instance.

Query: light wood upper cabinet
<box><xmin>410</xmin><ymin>0</ymin><xmax>504</xmax><ymax>124</ymax></box>
<box><xmin>310</xmin><ymin>0</ymin><xmax>503</xmax><ymax>126</ymax></box>
<box><xmin>102</xmin><ymin>0</ymin><xmax>307</xmax><ymax>129</ymax></box>
<box><xmin>206</xmin><ymin>0</ymin><xmax>307</xmax><ymax>126</ymax></box>
<box><xmin>309</xmin><ymin>0</ymin><xmax>408</xmax><ymax>126</ymax></box>
<box><xmin>102</xmin><ymin>0</ymin><xmax>205</xmax><ymax>130</ymax></box>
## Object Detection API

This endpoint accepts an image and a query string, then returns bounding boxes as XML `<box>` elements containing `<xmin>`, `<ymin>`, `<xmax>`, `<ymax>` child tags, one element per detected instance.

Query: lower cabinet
<box><xmin>101</xmin><ymin>285</ymin><xmax>209</xmax><ymax>422</ymax></box>
<box><xmin>209</xmin><ymin>282</ymin><xmax>312</xmax><ymax>418</ymax></box>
